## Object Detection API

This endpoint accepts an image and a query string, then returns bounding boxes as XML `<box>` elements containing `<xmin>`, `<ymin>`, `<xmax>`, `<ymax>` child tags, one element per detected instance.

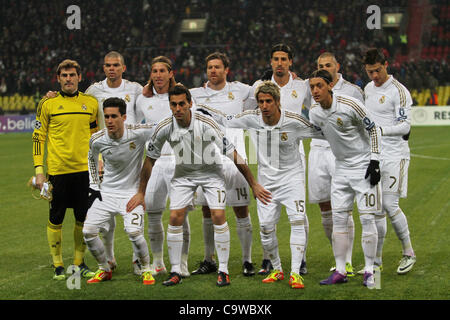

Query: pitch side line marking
<box><xmin>411</xmin><ymin>153</ymin><xmax>450</xmax><ymax>161</ymax></box>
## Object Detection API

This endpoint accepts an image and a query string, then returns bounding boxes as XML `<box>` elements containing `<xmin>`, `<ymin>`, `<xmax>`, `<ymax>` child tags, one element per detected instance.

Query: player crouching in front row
<box><xmin>83</xmin><ymin>97</ymin><xmax>156</xmax><ymax>285</ymax></box>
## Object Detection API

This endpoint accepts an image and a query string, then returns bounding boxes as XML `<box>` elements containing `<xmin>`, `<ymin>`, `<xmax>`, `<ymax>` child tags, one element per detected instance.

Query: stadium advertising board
<box><xmin>0</xmin><ymin>114</ymin><xmax>37</xmax><ymax>133</ymax></box>
<box><xmin>411</xmin><ymin>106</ymin><xmax>450</xmax><ymax>126</ymax></box>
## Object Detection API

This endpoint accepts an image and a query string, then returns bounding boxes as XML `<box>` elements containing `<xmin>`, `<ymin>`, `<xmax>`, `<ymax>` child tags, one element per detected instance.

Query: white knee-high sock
<box><xmin>332</xmin><ymin>211</ymin><xmax>349</xmax><ymax>274</ymax></box>
<box><xmin>260</xmin><ymin>225</ymin><xmax>281</xmax><ymax>271</ymax></box>
<box><xmin>167</xmin><ymin>225</ymin><xmax>183</xmax><ymax>274</ymax></box>
<box><xmin>360</xmin><ymin>214</ymin><xmax>378</xmax><ymax>274</ymax></box>
<box><xmin>214</xmin><ymin>222</ymin><xmax>230</xmax><ymax>274</ymax></box>
<box><xmin>84</xmin><ymin>234</ymin><xmax>110</xmax><ymax>271</ymax></box>
<box><xmin>236</xmin><ymin>216</ymin><xmax>252</xmax><ymax>263</ymax></box>
<box><xmin>375</xmin><ymin>214</ymin><xmax>387</xmax><ymax>266</ymax></box>
<box><xmin>203</xmin><ymin>217</ymin><xmax>215</xmax><ymax>262</ymax></box>
<box><xmin>321</xmin><ymin>210</ymin><xmax>333</xmax><ymax>244</ymax></box>
<box><xmin>129</xmin><ymin>232</ymin><xmax>151</xmax><ymax>272</ymax></box>
<box><xmin>346</xmin><ymin>212</ymin><xmax>355</xmax><ymax>265</ymax></box>
<box><xmin>303</xmin><ymin>213</ymin><xmax>309</xmax><ymax>263</ymax></box>
<box><xmin>102</xmin><ymin>216</ymin><xmax>116</xmax><ymax>263</ymax></box>
<box><xmin>290</xmin><ymin>220</ymin><xmax>306</xmax><ymax>274</ymax></box>
<box><xmin>148</xmin><ymin>212</ymin><xmax>164</xmax><ymax>264</ymax></box>
<box><xmin>390</xmin><ymin>209</ymin><xmax>414</xmax><ymax>256</ymax></box>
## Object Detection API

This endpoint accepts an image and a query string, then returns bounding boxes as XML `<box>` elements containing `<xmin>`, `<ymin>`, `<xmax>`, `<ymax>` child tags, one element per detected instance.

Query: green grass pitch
<box><xmin>0</xmin><ymin>127</ymin><xmax>449</xmax><ymax>302</ymax></box>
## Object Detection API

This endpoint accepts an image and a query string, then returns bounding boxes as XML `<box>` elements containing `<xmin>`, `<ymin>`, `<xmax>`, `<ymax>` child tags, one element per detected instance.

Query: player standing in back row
<box><xmin>363</xmin><ymin>48</ymin><xmax>416</xmax><ymax>274</ymax></box>
<box><xmin>190</xmin><ymin>52</ymin><xmax>256</xmax><ymax>277</ymax></box>
<box><xmin>308</xmin><ymin>52</ymin><xmax>366</xmax><ymax>277</ymax></box>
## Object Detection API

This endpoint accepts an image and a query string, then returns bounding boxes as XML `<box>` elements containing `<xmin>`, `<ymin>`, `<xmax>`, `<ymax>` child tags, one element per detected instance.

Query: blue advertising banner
<box><xmin>0</xmin><ymin>114</ymin><xmax>37</xmax><ymax>133</ymax></box>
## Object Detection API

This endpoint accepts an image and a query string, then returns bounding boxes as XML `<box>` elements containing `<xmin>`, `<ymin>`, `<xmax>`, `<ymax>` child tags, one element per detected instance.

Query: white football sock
<box><xmin>321</xmin><ymin>210</ymin><xmax>333</xmax><ymax>244</ymax></box>
<box><xmin>346</xmin><ymin>212</ymin><xmax>355</xmax><ymax>265</ymax></box>
<box><xmin>102</xmin><ymin>216</ymin><xmax>116</xmax><ymax>263</ymax></box>
<box><xmin>375</xmin><ymin>214</ymin><xmax>387</xmax><ymax>266</ymax></box>
<box><xmin>148</xmin><ymin>212</ymin><xmax>164</xmax><ymax>264</ymax></box>
<box><xmin>332</xmin><ymin>211</ymin><xmax>349</xmax><ymax>274</ymax></box>
<box><xmin>214</xmin><ymin>222</ymin><xmax>230</xmax><ymax>274</ymax></box>
<box><xmin>167</xmin><ymin>225</ymin><xmax>183</xmax><ymax>274</ymax></box>
<box><xmin>360</xmin><ymin>214</ymin><xmax>378</xmax><ymax>274</ymax></box>
<box><xmin>290</xmin><ymin>220</ymin><xmax>306</xmax><ymax>273</ymax></box>
<box><xmin>236</xmin><ymin>216</ymin><xmax>252</xmax><ymax>263</ymax></box>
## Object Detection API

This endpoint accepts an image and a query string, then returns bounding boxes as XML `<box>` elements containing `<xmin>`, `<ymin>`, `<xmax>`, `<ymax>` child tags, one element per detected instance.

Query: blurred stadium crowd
<box><xmin>0</xmin><ymin>0</ymin><xmax>448</xmax><ymax>114</ymax></box>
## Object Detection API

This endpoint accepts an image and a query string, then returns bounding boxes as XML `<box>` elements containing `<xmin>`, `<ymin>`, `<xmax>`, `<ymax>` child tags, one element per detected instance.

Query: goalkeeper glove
<box><xmin>88</xmin><ymin>188</ymin><xmax>102</xmax><ymax>208</ymax></box>
<box><xmin>365</xmin><ymin>160</ymin><xmax>380</xmax><ymax>186</ymax></box>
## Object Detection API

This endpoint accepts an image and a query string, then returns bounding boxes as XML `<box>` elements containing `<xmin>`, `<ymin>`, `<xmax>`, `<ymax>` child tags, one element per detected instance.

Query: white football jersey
<box><xmin>364</xmin><ymin>76</ymin><xmax>411</xmax><ymax>160</ymax></box>
<box><xmin>146</xmin><ymin>110</ymin><xmax>235</xmax><ymax>179</ymax></box>
<box><xmin>88</xmin><ymin>124</ymin><xmax>155</xmax><ymax>197</ymax></box>
<box><xmin>190</xmin><ymin>81</ymin><xmax>255</xmax><ymax>160</ymax></box>
<box><xmin>86</xmin><ymin>79</ymin><xmax>143</xmax><ymax>129</ymax></box>
<box><xmin>309</xmin><ymin>94</ymin><xmax>381</xmax><ymax>175</ymax></box>
<box><xmin>205</xmin><ymin>107</ymin><xmax>323</xmax><ymax>189</ymax></box>
<box><xmin>135</xmin><ymin>89</ymin><xmax>174</xmax><ymax>156</ymax></box>
<box><xmin>310</xmin><ymin>74</ymin><xmax>365</xmax><ymax>148</ymax></box>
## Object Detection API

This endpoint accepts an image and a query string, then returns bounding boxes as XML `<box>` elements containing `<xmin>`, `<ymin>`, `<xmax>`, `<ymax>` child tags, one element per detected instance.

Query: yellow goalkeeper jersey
<box><xmin>32</xmin><ymin>91</ymin><xmax>98</xmax><ymax>175</ymax></box>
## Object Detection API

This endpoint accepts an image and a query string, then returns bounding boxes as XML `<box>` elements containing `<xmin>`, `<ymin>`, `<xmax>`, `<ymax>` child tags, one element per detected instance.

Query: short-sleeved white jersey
<box><xmin>364</xmin><ymin>76</ymin><xmax>411</xmax><ymax>160</ymax></box>
<box><xmin>190</xmin><ymin>81</ymin><xmax>255</xmax><ymax>160</ymax></box>
<box><xmin>203</xmin><ymin>107</ymin><xmax>323</xmax><ymax>189</ymax></box>
<box><xmin>309</xmin><ymin>94</ymin><xmax>381</xmax><ymax>175</ymax></box>
<box><xmin>86</xmin><ymin>79</ymin><xmax>143</xmax><ymax>129</ymax></box>
<box><xmin>88</xmin><ymin>124</ymin><xmax>155</xmax><ymax>197</ymax></box>
<box><xmin>146</xmin><ymin>110</ymin><xmax>235</xmax><ymax>179</ymax></box>
<box><xmin>310</xmin><ymin>74</ymin><xmax>365</xmax><ymax>148</ymax></box>
<box><xmin>135</xmin><ymin>89</ymin><xmax>174</xmax><ymax>156</ymax></box>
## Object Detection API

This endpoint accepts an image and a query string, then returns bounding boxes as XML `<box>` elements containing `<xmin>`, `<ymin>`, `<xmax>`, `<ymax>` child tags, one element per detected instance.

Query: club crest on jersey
<box><xmin>379</xmin><ymin>95</ymin><xmax>385</xmax><ymax>104</ymax></box>
<box><xmin>129</xmin><ymin>142</ymin><xmax>136</xmax><ymax>150</ymax></box>
<box><xmin>125</xmin><ymin>94</ymin><xmax>130</xmax><ymax>102</ymax></box>
<box><xmin>58</xmin><ymin>105</ymin><xmax>64</xmax><ymax>110</ymax></box>
<box><xmin>147</xmin><ymin>105</ymin><xmax>153</xmax><ymax>110</ymax></box>
<box><xmin>291</xmin><ymin>90</ymin><xmax>298</xmax><ymax>98</ymax></box>
<box><xmin>81</xmin><ymin>104</ymin><xmax>87</xmax><ymax>111</ymax></box>
<box><xmin>228</xmin><ymin>92</ymin><xmax>235</xmax><ymax>100</ymax></box>
<box><xmin>281</xmin><ymin>132</ymin><xmax>288</xmax><ymax>141</ymax></box>
<box><xmin>336</xmin><ymin>117</ymin><xmax>344</xmax><ymax>127</ymax></box>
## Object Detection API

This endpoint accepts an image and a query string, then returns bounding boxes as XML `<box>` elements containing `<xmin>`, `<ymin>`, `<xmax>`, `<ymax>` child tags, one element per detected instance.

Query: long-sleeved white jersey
<box><xmin>88</xmin><ymin>123</ymin><xmax>155</xmax><ymax>197</ymax></box>
<box><xmin>146</xmin><ymin>110</ymin><xmax>235</xmax><ymax>179</ymax></box>
<box><xmin>310</xmin><ymin>74</ymin><xmax>365</xmax><ymax>148</ymax></box>
<box><xmin>135</xmin><ymin>89</ymin><xmax>173</xmax><ymax>156</ymax></box>
<box><xmin>86</xmin><ymin>79</ymin><xmax>143</xmax><ymax>128</ymax></box>
<box><xmin>190</xmin><ymin>81</ymin><xmax>255</xmax><ymax>161</ymax></box>
<box><xmin>202</xmin><ymin>106</ymin><xmax>323</xmax><ymax>189</ymax></box>
<box><xmin>309</xmin><ymin>94</ymin><xmax>381</xmax><ymax>175</ymax></box>
<box><xmin>364</xmin><ymin>75</ymin><xmax>411</xmax><ymax>160</ymax></box>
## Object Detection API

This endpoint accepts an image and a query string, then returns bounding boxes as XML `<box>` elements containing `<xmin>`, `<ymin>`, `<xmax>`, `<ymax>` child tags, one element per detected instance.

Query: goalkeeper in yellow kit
<box><xmin>32</xmin><ymin>59</ymin><xmax>99</xmax><ymax>280</ymax></box>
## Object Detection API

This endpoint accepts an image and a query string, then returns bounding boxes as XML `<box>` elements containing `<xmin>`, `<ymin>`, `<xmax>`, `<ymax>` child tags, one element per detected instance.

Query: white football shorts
<box><xmin>307</xmin><ymin>146</ymin><xmax>335</xmax><ymax>203</ymax></box>
<box><xmin>170</xmin><ymin>173</ymin><xmax>226</xmax><ymax>210</ymax></box>
<box><xmin>257</xmin><ymin>178</ymin><xmax>306</xmax><ymax>225</ymax></box>
<box><xmin>331</xmin><ymin>174</ymin><xmax>382</xmax><ymax>215</ymax></box>
<box><xmin>380</xmin><ymin>159</ymin><xmax>409</xmax><ymax>198</ymax></box>
<box><xmin>145</xmin><ymin>155</ymin><xmax>175</xmax><ymax>213</ymax></box>
<box><xmin>85</xmin><ymin>193</ymin><xmax>145</xmax><ymax>235</ymax></box>
<box><xmin>194</xmin><ymin>159</ymin><xmax>250</xmax><ymax>207</ymax></box>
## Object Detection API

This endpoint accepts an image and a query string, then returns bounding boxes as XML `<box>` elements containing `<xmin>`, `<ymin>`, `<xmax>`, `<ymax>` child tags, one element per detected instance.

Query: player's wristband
<box><xmin>35</xmin><ymin>166</ymin><xmax>44</xmax><ymax>175</ymax></box>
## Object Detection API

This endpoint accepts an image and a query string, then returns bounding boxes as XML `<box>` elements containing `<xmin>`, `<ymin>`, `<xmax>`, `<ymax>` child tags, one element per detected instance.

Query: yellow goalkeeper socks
<box><xmin>73</xmin><ymin>221</ymin><xmax>86</xmax><ymax>266</ymax></box>
<box><xmin>47</xmin><ymin>221</ymin><xmax>63</xmax><ymax>267</ymax></box>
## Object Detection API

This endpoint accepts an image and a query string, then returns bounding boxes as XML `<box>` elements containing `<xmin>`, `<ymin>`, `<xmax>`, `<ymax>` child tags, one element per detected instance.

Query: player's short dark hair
<box><xmin>270</xmin><ymin>43</ymin><xmax>293</xmax><ymax>60</ymax></box>
<box><xmin>310</xmin><ymin>69</ymin><xmax>333</xmax><ymax>84</ymax></box>
<box><xmin>205</xmin><ymin>52</ymin><xmax>230</xmax><ymax>69</ymax></box>
<box><xmin>57</xmin><ymin>59</ymin><xmax>81</xmax><ymax>75</ymax></box>
<box><xmin>363</xmin><ymin>48</ymin><xmax>386</xmax><ymax>65</ymax></box>
<box><xmin>103</xmin><ymin>97</ymin><xmax>127</xmax><ymax>115</ymax></box>
<box><xmin>168</xmin><ymin>83</ymin><xmax>192</xmax><ymax>102</ymax></box>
